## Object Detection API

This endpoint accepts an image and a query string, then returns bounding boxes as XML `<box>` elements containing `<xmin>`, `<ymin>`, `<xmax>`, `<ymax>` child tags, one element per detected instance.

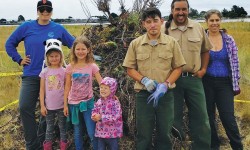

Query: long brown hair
<box><xmin>165</xmin><ymin>0</ymin><xmax>189</xmax><ymax>35</ymax></box>
<box><xmin>70</xmin><ymin>36</ymin><xmax>95</xmax><ymax>64</ymax></box>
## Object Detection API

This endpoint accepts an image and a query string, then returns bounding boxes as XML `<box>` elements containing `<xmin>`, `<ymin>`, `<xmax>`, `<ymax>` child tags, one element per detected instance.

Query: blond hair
<box><xmin>70</xmin><ymin>36</ymin><xmax>95</xmax><ymax>64</ymax></box>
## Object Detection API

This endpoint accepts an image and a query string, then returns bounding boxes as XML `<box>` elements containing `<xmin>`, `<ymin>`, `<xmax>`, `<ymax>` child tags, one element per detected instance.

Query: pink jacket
<box><xmin>92</xmin><ymin>77</ymin><xmax>123</xmax><ymax>138</ymax></box>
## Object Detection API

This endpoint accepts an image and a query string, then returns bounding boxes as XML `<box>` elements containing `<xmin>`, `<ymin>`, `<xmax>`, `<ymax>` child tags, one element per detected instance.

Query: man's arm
<box><xmin>127</xmin><ymin>67</ymin><xmax>157</xmax><ymax>93</ymax></box>
<box><xmin>127</xmin><ymin>68</ymin><xmax>144</xmax><ymax>82</ymax></box>
<box><xmin>165</xmin><ymin>66</ymin><xmax>182</xmax><ymax>86</ymax></box>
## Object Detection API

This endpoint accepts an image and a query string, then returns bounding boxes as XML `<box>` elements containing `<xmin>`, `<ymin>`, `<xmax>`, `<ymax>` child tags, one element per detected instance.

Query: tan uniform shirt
<box><xmin>123</xmin><ymin>33</ymin><xmax>186</xmax><ymax>91</ymax></box>
<box><xmin>162</xmin><ymin>18</ymin><xmax>212</xmax><ymax>73</ymax></box>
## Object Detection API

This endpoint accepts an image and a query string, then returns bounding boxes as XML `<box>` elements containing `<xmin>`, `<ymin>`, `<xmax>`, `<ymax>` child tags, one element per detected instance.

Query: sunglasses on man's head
<box><xmin>38</xmin><ymin>6</ymin><xmax>53</xmax><ymax>13</ymax></box>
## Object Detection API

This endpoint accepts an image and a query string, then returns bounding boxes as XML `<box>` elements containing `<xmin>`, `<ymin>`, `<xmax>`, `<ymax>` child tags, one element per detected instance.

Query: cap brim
<box><xmin>37</xmin><ymin>5</ymin><xmax>52</xmax><ymax>8</ymax></box>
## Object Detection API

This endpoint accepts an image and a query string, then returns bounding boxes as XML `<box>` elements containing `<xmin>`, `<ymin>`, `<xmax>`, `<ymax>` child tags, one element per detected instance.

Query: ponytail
<box><xmin>165</xmin><ymin>14</ymin><xmax>173</xmax><ymax>35</ymax></box>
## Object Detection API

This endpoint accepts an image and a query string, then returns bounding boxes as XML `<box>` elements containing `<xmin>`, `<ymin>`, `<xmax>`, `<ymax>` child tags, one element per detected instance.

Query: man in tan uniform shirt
<box><xmin>123</xmin><ymin>7</ymin><xmax>186</xmax><ymax>150</ymax></box>
<box><xmin>162</xmin><ymin>0</ymin><xmax>212</xmax><ymax>150</ymax></box>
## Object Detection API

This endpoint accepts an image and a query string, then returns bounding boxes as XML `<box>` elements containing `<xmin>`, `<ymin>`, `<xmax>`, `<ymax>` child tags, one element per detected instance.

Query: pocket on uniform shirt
<box><xmin>157</xmin><ymin>52</ymin><xmax>173</xmax><ymax>70</ymax></box>
<box><xmin>187</xmin><ymin>37</ymin><xmax>201</xmax><ymax>52</ymax></box>
<box><xmin>136</xmin><ymin>53</ymin><xmax>150</xmax><ymax>71</ymax></box>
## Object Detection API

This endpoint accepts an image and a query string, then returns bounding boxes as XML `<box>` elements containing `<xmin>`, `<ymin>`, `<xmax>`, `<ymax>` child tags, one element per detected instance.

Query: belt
<box><xmin>181</xmin><ymin>72</ymin><xmax>194</xmax><ymax>77</ymax></box>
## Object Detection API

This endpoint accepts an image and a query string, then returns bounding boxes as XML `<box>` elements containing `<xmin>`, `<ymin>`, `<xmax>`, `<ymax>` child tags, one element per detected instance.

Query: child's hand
<box><xmin>95</xmin><ymin>114</ymin><xmax>102</xmax><ymax>121</ymax></box>
<box><xmin>91</xmin><ymin>114</ymin><xmax>102</xmax><ymax>122</ymax></box>
<box><xmin>91</xmin><ymin>114</ymin><xmax>96</xmax><ymax>121</ymax></box>
<box><xmin>91</xmin><ymin>113</ymin><xmax>96</xmax><ymax>118</ymax></box>
<box><xmin>41</xmin><ymin>106</ymin><xmax>47</xmax><ymax>116</ymax></box>
<box><xmin>64</xmin><ymin>105</ymin><xmax>69</xmax><ymax>116</ymax></box>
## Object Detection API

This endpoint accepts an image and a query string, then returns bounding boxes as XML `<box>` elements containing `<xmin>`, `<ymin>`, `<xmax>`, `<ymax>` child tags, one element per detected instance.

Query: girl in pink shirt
<box><xmin>91</xmin><ymin>77</ymin><xmax>123</xmax><ymax>150</ymax></box>
<box><xmin>64</xmin><ymin>36</ymin><xmax>102</xmax><ymax>150</ymax></box>
<box><xmin>39</xmin><ymin>39</ymin><xmax>68</xmax><ymax>150</ymax></box>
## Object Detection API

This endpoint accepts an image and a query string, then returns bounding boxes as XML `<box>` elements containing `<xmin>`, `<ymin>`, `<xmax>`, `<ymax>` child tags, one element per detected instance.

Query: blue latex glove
<box><xmin>147</xmin><ymin>83</ymin><xmax>168</xmax><ymax>107</ymax></box>
<box><xmin>141</xmin><ymin>77</ymin><xmax>158</xmax><ymax>93</ymax></box>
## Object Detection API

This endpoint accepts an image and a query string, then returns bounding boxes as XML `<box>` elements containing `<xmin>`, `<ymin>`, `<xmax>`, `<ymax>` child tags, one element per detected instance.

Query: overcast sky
<box><xmin>1</xmin><ymin>0</ymin><xmax>249</xmax><ymax>20</ymax></box>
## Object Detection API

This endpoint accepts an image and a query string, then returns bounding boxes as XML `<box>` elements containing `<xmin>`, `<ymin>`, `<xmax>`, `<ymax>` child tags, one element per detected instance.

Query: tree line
<box><xmin>0</xmin><ymin>4</ymin><xmax>248</xmax><ymax>24</ymax></box>
<box><xmin>189</xmin><ymin>5</ymin><xmax>248</xmax><ymax>18</ymax></box>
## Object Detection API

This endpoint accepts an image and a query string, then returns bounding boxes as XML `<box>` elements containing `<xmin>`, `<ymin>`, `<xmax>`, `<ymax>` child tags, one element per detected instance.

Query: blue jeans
<box><xmin>19</xmin><ymin>76</ymin><xmax>46</xmax><ymax>150</ymax></box>
<box><xmin>97</xmin><ymin>138</ymin><xmax>118</xmax><ymax>150</ymax></box>
<box><xmin>70</xmin><ymin>107</ymin><xmax>97</xmax><ymax>150</ymax></box>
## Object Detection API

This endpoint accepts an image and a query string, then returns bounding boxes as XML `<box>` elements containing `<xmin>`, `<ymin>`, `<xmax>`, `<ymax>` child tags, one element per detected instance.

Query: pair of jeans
<box><xmin>97</xmin><ymin>138</ymin><xmax>118</xmax><ymax>150</ymax></box>
<box><xmin>136</xmin><ymin>90</ymin><xmax>174</xmax><ymax>150</ymax></box>
<box><xmin>173</xmin><ymin>76</ymin><xmax>211</xmax><ymax>150</ymax></box>
<box><xmin>203</xmin><ymin>76</ymin><xmax>243</xmax><ymax>150</ymax></box>
<box><xmin>45</xmin><ymin>109</ymin><xmax>67</xmax><ymax>142</ymax></box>
<box><xmin>70</xmin><ymin>107</ymin><xmax>98</xmax><ymax>150</ymax></box>
<box><xmin>19</xmin><ymin>76</ymin><xmax>46</xmax><ymax>150</ymax></box>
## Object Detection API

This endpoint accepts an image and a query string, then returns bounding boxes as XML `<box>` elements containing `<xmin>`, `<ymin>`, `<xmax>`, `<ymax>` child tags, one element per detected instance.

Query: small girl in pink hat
<box><xmin>91</xmin><ymin>77</ymin><xmax>123</xmax><ymax>150</ymax></box>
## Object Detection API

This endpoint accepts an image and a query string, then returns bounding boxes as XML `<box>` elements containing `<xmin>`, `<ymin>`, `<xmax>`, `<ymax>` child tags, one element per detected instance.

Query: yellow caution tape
<box><xmin>234</xmin><ymin>99</ymin><xmax>250</xmax><ymax>103</ymax></box>
<box><xmin>0</xmin><ymin>99</ymin><xmax>249</xmax><ymax>112</ymax></box>
<box><xmin>0</xmin><ymin>100</ymin><xmax>19</xmax><ymax>112</ymax></box>
<box><xmin>0</xmin><ymin>72</ymin><xmax>23</xmax><ymax>77</ymax></box>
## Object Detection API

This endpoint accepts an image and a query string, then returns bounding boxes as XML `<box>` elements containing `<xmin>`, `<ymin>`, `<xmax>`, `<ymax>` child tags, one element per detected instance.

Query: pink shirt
<box><xmin>66</xmin><ymin>63</ymin><xmax>99</xmax><ymax>104</ymax></box>
<box><xmin>39</xmin><ymin>67</ymin><xmax>65</xmax><ymax>110</ymax></box>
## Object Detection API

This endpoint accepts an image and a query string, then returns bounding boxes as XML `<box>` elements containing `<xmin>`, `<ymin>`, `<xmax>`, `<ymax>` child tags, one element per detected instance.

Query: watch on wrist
<box><xmin>165</xmin><ymin>80</ymin><xmax>171</xmax><ymax>88</ymax></box>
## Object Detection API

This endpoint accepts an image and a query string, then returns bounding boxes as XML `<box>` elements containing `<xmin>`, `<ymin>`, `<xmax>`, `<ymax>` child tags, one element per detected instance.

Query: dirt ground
<box><xmin>0</xmin><ymin>102</ymin><xmax>249</xmax><ymax>150</ymax></box>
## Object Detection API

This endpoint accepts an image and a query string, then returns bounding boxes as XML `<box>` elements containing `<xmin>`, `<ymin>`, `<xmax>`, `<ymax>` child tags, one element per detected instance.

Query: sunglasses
<box><xmin>38</xmin><ymin>6</ymin><xmax>53</xmax><ymax>13</ymax></box>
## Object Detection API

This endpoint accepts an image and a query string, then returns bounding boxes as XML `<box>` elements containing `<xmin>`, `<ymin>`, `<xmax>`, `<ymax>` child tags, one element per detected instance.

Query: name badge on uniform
<box><xmin>150</xmin><ymin>40</ymin><xmax>158</xmax><ymax>46</ymax></box>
